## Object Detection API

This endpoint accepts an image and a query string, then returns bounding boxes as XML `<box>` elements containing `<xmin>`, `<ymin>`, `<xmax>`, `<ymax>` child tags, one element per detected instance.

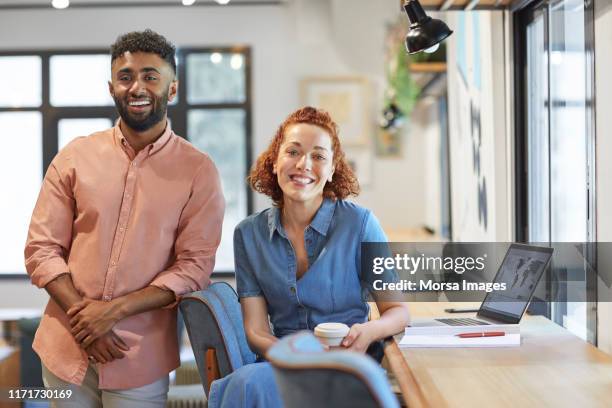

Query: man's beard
<box><xmin>113</xmin><ymin>90</ymin><xmax>169</xmax><ymax>132</ymax></box>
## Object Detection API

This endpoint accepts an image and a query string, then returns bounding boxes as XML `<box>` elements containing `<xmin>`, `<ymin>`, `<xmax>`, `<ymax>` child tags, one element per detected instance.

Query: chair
<box><xmin>17</xmin><ymin>317</ymin><xmax>43</xmax><ymax>387</ymax></box>
<box><xmin>179</xmin><ymin>282</ymin><xmax>257</xmax><ymax>395</ymax></box>
<box><xmin>267</xmin><ymin>332</ymin><xmax>400</xmax><ymax>408</ymax></box>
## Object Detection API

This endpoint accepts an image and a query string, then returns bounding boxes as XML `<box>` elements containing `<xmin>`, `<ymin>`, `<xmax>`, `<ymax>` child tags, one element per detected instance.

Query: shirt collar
<box><xmin>114</xmin><ymin>119</ymin><xmax>173</xmax><ymax>157</ymax></box>
<box><xmin>310</xmin><ymin>198</ymin><xmax>335</xmax><ymax>235</ymax></box>
<box><xmin>267</xmin><ymin>207</ymin><xmax>282</xmax><ymax>240</ymax></box>
<box><xmin>267</xmin><ymin>198</ymin><xmax>336</xmax><ymax>240</ymax></box>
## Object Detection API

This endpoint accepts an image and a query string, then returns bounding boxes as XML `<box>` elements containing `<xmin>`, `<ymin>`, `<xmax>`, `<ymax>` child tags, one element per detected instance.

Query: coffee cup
<box><xmin>314</xmin><ymin>322</ymin><xmax>350</xmax><ymax>347</ymax></box>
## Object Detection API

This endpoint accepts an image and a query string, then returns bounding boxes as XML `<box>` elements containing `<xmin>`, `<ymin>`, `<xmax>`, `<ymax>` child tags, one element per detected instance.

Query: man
<box><xmin>24</xmin><ymin>29</ymin><xmax>224</xmax><ymax>407</ymax></box>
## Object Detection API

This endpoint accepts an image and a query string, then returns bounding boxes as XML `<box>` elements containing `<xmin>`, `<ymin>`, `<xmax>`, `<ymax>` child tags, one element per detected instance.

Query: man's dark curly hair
<box><xmin>110</xmin><ymin>29</ymin><xmax>177</xmax><ymax>73</ymax></box>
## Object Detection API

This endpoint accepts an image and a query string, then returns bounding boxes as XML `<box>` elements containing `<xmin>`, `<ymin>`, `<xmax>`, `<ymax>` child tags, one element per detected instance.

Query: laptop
<box><xmin>410</xmin><ymin>243</ymin><xmax>554</xmax><ymax>328</ymax></box>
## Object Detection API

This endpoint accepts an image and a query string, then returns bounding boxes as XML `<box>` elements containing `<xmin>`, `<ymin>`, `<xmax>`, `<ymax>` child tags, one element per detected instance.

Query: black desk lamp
<box><xmin>403</xmin><ymin>0</ymin><xmax>453</xmax><ymax>54</ymax></box>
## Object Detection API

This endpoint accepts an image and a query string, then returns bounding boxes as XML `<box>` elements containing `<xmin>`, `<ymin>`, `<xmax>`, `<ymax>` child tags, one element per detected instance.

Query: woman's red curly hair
<box><xmin>248</xmin><ymin>106</ymin><xmax>360</xmax><ymax>207</ymax></box>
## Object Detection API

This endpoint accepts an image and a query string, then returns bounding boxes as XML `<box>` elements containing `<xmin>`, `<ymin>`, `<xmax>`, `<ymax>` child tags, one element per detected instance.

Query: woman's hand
<box><xmin>341</xmin><ymin>323</ymin><xmax>373</xmax><ymax>353</ymax></box>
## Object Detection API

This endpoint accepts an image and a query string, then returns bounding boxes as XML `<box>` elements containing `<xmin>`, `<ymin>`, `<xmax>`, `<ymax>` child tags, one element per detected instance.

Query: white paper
<box><xmin>398</xmin><ymin>333</ymin><xmax>521</xmax><ymax>348</ymax></box>
<box><xmin>405</xmin><ymin>323</ymin><xmax>520</xmax><ymax>336</ymax></box>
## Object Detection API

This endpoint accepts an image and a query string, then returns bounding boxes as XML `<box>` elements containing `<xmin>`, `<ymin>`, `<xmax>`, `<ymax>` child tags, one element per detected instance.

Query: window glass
<box><xmin>169</xmin><ymin>58</ymin><xmax>179</xmax><ymax>106</ymax></box>
<box><xmin>50</xmin><ymin>55</ymin><xmax>114</xmax><ymax>106</ymax></box>
<box><xmin>187</xmin><ymin>53</ymin><xmax>246</xmax><ymax>104</ymax></box>
<box><xmin>548</xmin><ymin>0</ymin><xmax>588</xmax><ymax>341</ymax></box>
<box><xmin>58</xmin><ymin>118</ymin><xmax>113</xmax><ymax>149</ymax></box>
<box><xmin>188</xmin><ymin>109</ymin><xmax>247</xmax><ymax>271</ymax></box>
<box><xmin>522</xmin><ymin>0</ymin><xmax>591</xmax><ymax>341</ymax></box>
<box><xmin>0</xmin><ymin>112</ymin><xmax>42</xmax><ymax>274</ymax></box>
<box><xmin>526</xmin><ymin>11</ymin><xmax>549</xmax><ymax>243</ymax></box>
<box><xmin>0</xmin><ymin>56</ymin><xmax>41</xmax><ymax>107</ymax></box>
<box><xmin>549</xmin><ymin>0</ymin><xmax>587</xmax><ymax>243</ymax></box>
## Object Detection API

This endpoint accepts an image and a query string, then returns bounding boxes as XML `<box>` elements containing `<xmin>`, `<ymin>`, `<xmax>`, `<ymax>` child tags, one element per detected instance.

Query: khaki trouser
<box><xmin>42</xmin><ymin>363</ymin><xmax>169</xmax><ymax>408</ymax></box>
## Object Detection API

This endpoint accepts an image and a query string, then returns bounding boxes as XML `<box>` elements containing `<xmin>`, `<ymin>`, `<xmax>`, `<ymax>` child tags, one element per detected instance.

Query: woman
<box><xmin>208</xmin><ymin>106</ymin><xmax>410</xmax><ymax>407</ymax></box>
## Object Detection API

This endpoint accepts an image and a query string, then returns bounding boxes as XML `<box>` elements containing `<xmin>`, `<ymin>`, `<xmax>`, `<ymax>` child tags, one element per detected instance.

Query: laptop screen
<box><xmin>477</xmin><ymin>244</ymin><xmax>554</xmax><ymax>324</ymax></box>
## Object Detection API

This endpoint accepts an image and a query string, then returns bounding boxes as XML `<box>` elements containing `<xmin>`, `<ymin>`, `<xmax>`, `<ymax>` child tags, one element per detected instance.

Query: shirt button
<box><xmin>119</xmin><ymin>227</ymin><xmax>124</xmax><ymax>232</ymax></box>
<box><xmin>111</xmin><ymin>261</ymin><xmax>116</xmax><ymax>266</ymax></box>
<box><xmin>131</xmin><ymin>162</ymin><xmax>136</xmax><ymax>167</ymax></box>
<box><xmin>290</xmin><ymin>286</ymin><xmax>296</xmax><ymax>294</ymax></box>
<box><xmin>104</xmin><ymin>295</ymin><xmax>111</xmax><ymax>301</ymax></box>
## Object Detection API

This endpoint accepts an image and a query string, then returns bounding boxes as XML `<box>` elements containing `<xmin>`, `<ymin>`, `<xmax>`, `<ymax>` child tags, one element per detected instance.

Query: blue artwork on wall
<box><xmin>456</xmin><ymin>11</ymin><xmax>487</xmax><ymax>232</ymax></box>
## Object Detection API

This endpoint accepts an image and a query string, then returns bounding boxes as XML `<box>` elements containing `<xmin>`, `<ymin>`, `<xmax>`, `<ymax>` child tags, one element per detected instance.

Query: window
<box><xmin>1</xmin><ymin>48</ymin><xmax>251</xmax><ymax>276</ymax></box>
<box><xmin>0</xmin><ymin>112</ymin><xmax>42</xmax><ymax>274</ymax></box>
<box><xmin>58</xmin><ymin>118</ymin><xmax>114</xmax><ymax>149</ymax></box>
<box><xmin>514</xmin><ymin>0</ymin><xmax>595</xmax><ymax>342</ymax></box>
<box><xmin>180</xmin><ymin>49</ymin><xmax>252</xmax><ymax>272</ymax></box>
<box><xmin>50</xmin><ymin>55</ymin><xmax>114</xmax><ymax>107</ymax></box>
<box><xmin>0</xmin><ymin>56</ymin><xmax>41</xmax><ymax>107</ymax></box>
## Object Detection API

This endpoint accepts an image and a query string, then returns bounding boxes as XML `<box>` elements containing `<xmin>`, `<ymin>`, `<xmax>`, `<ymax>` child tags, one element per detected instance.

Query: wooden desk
<box><xmin>383</xmin><ymin>303</ymin><xmax>612</xmax><ymax>408</ymax></box>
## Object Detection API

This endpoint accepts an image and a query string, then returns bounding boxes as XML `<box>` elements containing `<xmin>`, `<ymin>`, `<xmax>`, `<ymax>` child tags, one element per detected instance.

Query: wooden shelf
<box><xmin>401</xmin><ymin>0</ymin><xmax>512</xmax><ymax>10</ymax></box>
<box><xmin>409</xmin><ymin>62</ymin><xmax>447</xmax><ymax>73</ymax></box>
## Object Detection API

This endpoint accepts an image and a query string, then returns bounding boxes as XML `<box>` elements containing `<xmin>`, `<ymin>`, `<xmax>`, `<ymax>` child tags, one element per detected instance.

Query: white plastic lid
<box><xmin>314</xmin><ymin>322</ymin><xmax>350</xmax><ymax>338</ymax></box>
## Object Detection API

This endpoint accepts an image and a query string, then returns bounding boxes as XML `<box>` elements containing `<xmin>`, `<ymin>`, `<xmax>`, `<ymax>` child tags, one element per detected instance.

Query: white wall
<box><xmin>594</xmin><ymin>0</ymin><xmax>612</xmax><ymax>354</ymax></box>
<box><xmin>0</xmin><ymin>0</ymin><xmax>430</xmax><ymax>308</ymax></box>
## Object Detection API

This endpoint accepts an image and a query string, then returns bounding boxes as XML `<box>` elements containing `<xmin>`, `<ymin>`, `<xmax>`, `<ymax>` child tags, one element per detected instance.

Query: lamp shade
<box><xmin>403</xmin><ymin>0</ymin><xmax>453</xmax><ymax>54</ymax></box>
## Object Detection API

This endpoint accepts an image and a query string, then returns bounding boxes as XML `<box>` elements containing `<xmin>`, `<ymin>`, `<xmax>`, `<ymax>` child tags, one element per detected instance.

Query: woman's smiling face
<box><xmin>273</xmin><ymin>123</ymin><xmax>335</xmax><ymax>206</ymax></box>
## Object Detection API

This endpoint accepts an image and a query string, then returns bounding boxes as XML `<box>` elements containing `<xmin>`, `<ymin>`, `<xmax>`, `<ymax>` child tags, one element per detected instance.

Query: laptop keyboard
<box><xmin>435</xmin><ymin>318</ymin><xmax>490</xmax><ymax>326</ymax></box>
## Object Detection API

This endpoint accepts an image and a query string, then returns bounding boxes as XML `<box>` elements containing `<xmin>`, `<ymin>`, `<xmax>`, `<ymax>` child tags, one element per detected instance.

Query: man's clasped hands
<box><xmin>67</xmin><ymin>299</ymin><xmax>129</xmax><ymax>364</ymax></box>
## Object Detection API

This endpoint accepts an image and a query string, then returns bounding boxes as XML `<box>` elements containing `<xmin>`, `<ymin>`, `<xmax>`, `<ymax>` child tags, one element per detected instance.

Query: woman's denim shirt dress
<box><xmin>234</xmin><ymin>199</ymin><xmax>390</xmax><ymax>338</ymax></box>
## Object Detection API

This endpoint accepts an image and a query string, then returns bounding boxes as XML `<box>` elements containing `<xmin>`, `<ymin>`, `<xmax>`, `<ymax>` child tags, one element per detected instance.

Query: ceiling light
<box><xmin>215</xmin><ymin>0</ymin><xmax>231</xmax><ymax>4</ymax></box>
<box><xmin>51</xmin><ymin>0</ymin><xmax>69</xmax><ymax>9</ymax></box>
<box><xmin>210</xmin><ymin>52</ymin><xmax>223</xmax><ymax>64</ymax></box>
<box><xmin>182</xmin><ymin>0</ymin><xmax>196</xmax><ymax>5</ymax></box>
<box><xmin>402</xmin><ymin>0</ymin><xmax>452</xmax><ymax>54</ymax></box>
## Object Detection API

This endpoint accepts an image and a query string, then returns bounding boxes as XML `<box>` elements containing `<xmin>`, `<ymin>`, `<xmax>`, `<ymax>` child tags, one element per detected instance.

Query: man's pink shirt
<box><xmin>24</xmin><ymin>123</ymin><xmax>224</xmax><ymax>389</ymax></box>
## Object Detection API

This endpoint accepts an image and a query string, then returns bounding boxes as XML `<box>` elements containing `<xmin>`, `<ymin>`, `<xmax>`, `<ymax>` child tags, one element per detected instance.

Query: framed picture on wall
<box><xmin>300</xmin><ymin>76</ymin><xmax>370</xmax><ymax>146</ymax></box>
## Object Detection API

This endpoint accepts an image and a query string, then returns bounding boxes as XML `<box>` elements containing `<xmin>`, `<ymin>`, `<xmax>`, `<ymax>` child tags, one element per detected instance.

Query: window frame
<box><xmin>0</xmin><ymin>47</ymin><xmax>253</xmax><ymax>278</ymax></box>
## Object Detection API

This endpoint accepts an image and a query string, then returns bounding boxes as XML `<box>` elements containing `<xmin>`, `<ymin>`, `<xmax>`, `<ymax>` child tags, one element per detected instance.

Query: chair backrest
<box><xmin>17</xmin><ymin>317</ymin><xmax>43</xmax><ymax>387</ymax></box>
<box><xmin>180</xmin><ymin>282</ymin><xmax>257</xmax><ymax>395</ymax></box>
<box><xmin>267</xmin><ymin>332</ymin><xmax>399</xmax><ymax>408</ymax></box>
